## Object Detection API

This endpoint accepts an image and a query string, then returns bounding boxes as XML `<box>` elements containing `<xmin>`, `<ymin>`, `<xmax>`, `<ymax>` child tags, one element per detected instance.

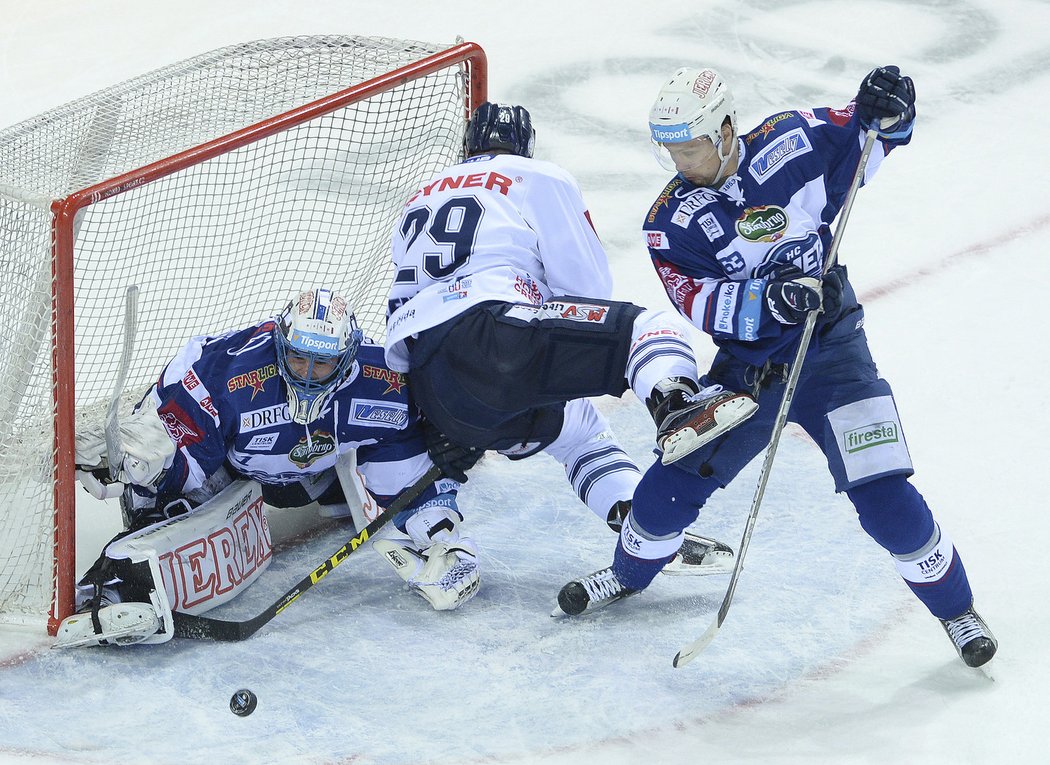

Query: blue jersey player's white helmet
<box><xmin>648</xmin><ymin>67</ymin><xmax>737</xmax><ymax>181</ymax></box>
<box><xmin>273</xmin><ymin>288</ymin><xmax>363</xmax><ymax>424</ymax></box>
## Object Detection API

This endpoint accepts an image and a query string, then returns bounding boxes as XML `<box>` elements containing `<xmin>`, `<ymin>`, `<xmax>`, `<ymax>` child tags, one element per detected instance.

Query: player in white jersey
<box><xmin>386</xmin><ymin>102</ymin><xmax>755</xmax><ymax>567</ymax></box>
<box><xmin>555</xmin><ymin>66</ymin><xmax>996</xmax><ymax>668</ymax></box>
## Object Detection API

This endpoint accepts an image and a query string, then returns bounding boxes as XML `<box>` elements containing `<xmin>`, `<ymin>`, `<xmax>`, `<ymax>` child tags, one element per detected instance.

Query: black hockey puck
<box><xmin>230</xmin><ymin>689</ymin><xmax>258</xmax><ymax>716</ymax></box>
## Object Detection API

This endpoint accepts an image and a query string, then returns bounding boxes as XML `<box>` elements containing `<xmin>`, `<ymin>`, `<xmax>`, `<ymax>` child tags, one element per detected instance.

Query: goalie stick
<box><xmin>673</xmin><ymin>129</ymin><xmax>879</xmax><ymax>669</ymax></box>
<box><xmin>106</xmin><ymin>285</ymin><xmax>139</xmax><ymax>481</ymax></box>
<box><xmin>172</xmin><ymin>464</ymin><xmax>443</xmax><ymax>641</ymax></box>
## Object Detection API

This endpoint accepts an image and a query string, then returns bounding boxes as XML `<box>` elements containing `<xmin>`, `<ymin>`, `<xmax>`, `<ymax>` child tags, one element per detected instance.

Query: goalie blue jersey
<box><xmin>145</xmin><ymin>319</ymin><xmax>450</xmax><ymax>507</ymax></box>
<box><xmin>642</xmin><ymin>101</ymin><xmax>911</xmax><ymax>366</ymax></box>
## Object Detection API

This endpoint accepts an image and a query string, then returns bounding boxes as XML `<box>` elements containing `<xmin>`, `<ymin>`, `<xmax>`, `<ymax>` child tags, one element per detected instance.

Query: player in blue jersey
<box><xmin>58</xmin><ymin>288</ymin><xmax>478</xmax><ymax>647</ymax></box>
<box><xmin>556</xmin><ymin>66</ymin><xmax>997</xmax><ymax>668</ymax></box>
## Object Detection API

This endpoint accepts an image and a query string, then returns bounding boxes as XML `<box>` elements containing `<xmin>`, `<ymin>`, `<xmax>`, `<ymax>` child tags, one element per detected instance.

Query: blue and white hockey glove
<box><xmin>856</xmin><ymin>65</ymin><xmax>916</xmax><ymax>139</ymax></box>
<box><xmin>765</xmin><ymin>277</ymin><xmax>822</xmax><ymax>325</ymax></box>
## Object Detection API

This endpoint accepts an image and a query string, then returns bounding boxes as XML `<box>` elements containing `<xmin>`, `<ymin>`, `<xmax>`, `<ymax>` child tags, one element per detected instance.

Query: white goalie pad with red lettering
<box><xmin>107</xmin><ymin>480</ymin><xmax>273</xmax><ymax>643</ymax></box>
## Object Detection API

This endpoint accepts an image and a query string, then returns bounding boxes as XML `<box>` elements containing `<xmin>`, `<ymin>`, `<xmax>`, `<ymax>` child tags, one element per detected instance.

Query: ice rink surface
<box><xmin>2</xmin><ymin>1</ymin><xmax>1049</xmax><ymax>763</ymax></box>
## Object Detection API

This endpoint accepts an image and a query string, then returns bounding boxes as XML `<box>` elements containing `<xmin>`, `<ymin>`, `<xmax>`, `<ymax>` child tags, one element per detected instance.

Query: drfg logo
<box><xmin>844</xmin><ymin>421</ymin><xmax>899</xmax><ymax>453</ymax></box>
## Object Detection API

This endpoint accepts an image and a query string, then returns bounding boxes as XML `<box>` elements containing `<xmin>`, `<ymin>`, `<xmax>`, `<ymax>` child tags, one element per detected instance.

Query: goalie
<box><xmin>58</xmin><ymin>287</ymin><xmax>479</xmax><ymax>648</ymax></box>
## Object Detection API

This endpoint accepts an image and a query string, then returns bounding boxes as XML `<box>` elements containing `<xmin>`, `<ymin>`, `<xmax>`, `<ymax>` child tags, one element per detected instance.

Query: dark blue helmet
<box><xmin>464</xmin><ymin>102</ymin><xmax>535</xmax><ymax>158</ymax></box>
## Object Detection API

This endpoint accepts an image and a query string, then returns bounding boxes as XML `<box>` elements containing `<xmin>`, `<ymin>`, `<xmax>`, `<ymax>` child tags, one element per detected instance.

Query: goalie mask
<box><xmin>464</xmin><ymin>101</ymin><xmax>536</xmax><ymax>158</ymax></box>
<box><xmin>648</xmin><ymin>67</ymin><xmax>737</xmax><ymax>181</ymax></box>
<box><xmin>273</xmin><ymin>288</ymin><xmax>363</xmax><ymax>424</ymax></box>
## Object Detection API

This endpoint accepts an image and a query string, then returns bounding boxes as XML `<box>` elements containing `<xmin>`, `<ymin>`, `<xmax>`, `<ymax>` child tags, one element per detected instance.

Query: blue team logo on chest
<box><xmin>350</xmin><ymin>399</ymin><xmax>410</xmax><ymax>429</ymax></box>
<box><xmin>754</xmin><ymin>232</ymin><xmax>823</xmax><ymax>278</ymax></box>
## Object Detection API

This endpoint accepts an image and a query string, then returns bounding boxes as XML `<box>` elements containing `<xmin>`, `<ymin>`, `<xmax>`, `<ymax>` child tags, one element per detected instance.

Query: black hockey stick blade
<box><xmin>172</xmin><ymin>464</ymin><xmax>442</xmax><ymax>641</ymax></box>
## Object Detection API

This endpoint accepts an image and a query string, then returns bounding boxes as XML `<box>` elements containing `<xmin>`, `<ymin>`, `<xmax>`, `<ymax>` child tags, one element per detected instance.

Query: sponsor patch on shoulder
<box><xmin>349</xmin><ymin>399</ymin><xmax>410</xmax><ymax>429</ymax></box>
<box><xmin>747</xmin><ymin>127</ymin><xmax>813</xmax><ymax>184</ymax></box>
<box><xmin>646</xmin><ymin>230</ymin><xmax>670</xmax><ymax>250</ymax></box>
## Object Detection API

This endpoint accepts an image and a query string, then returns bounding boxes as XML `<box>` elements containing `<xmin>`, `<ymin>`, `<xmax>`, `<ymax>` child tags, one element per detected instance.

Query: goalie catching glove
<box><xmin>373</xmin><ymin>496</ymin><xmax>480</xmax><ymax>611</ymax></box>
<box><xmin>75</xmin><ymin>406</ymin><xmax>175</xmax><ymax>499</ymax></box>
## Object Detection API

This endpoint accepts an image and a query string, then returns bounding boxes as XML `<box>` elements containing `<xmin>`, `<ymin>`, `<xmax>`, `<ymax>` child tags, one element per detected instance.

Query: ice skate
<box><xmin>53</xmin><ymin>602</ymin><xmax>162</xmax><ymax>649</ymax></box>
<box><xmin>662</xmin><ymin>532</ymin><xmax>735</xmax><ymax>576</ymax></box>
<box><xmin>940</xmin><ymin>603</ymin><xmax>997</xmax><ymax>668</ymax></box>
<box><xmin>648</xmin><ymin>377</ymin><xmax>757</xmax><ymax>464</ymax></box>
<box><xmin>606</xmin><ymin>501</ymin><xmax>734</xmax><ymax>576</ymax></box>
<box><xmin>553</xmin><ymin>567</ymin><xmax>637</xmax><ymax>617</ymax></box>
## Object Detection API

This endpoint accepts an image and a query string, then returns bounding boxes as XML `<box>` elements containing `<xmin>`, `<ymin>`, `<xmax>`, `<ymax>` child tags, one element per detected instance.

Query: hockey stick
<box><xmin>172</xmin><ymin>464</ymin><xmax>443</xmax><ymax>641</ymax></box>
<box><xmin>106</xmin><ymin>285</ymin><xmax>140</xmax><ymax>481</ymax></box>
<box><xmin>673</xmin><ymin>129</ymin><xmax>879</xmax><ymax>668</ymax></box>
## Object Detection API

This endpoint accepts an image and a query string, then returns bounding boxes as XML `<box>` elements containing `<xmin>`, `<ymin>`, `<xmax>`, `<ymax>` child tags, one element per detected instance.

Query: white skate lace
<box><xmin>580</xmin><ymin>569</ymin><xmax>626</xmax><ymax>602</ymax></box>
<box><xmin>943</xmin><ymin>610</ymin><xmax>986</xmax><ymax>648</ymax></box>
<box><xmin>684</xmin><ymin>384</ymin><xmax>725</xmax><ymax>404</ymax></box>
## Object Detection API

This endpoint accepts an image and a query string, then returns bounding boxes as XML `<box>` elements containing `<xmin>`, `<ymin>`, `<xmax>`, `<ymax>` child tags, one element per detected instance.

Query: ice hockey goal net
<box><xmin>0</xmin><ymin>35</ymin><xmax>486</xmax><ymax>634</ymax></box>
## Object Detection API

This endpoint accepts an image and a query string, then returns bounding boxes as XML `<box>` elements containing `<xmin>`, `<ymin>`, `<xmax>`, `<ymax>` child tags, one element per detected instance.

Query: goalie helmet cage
<box><xmin>0</xmin><ymin>35</ymin><xmax>487</xmax><ymax>634</ymax></box>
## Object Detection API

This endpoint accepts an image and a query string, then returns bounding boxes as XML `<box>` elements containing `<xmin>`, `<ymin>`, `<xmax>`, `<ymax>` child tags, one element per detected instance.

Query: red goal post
<box><xmin>0</xmin><ymin>36</ymin><xmax>487</xmax><ymax>634</ymax></box>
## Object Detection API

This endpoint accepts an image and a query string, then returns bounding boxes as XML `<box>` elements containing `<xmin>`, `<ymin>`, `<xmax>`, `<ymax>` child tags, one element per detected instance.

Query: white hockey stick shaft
<box><xmin>105</xmin><ymin>285</ymin><xmax>139</xmax><ymax>480</ymax></box>
<box><xmin>673</xmin><ymin>129</ymin><xmax>879</xmax><ymax>668</ymax></box>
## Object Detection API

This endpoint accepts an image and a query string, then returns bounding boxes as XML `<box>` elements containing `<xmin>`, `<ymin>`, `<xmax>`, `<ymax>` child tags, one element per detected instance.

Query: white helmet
<box><xmin>648</xmin><ymin>67</ymin><xmax>737</xmax><ymax>176</ymax></box>
<box><xmin>273</xmin><ymin>288</ymin><xmax>363</xmax><ymax>424</ymax></box>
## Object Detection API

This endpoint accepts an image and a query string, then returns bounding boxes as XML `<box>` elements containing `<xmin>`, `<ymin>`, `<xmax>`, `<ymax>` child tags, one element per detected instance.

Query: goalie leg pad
<box><xmin>374</xmin><ymin>499</ymin><xmax>480</xmax><ymax>610</ymax></box>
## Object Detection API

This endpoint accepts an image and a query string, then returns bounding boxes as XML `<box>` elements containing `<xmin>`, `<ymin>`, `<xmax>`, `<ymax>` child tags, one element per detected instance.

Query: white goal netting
<box><xmin>0</xmin><ymin>35</ymin><xmax>480</xmax><ymax>629</ymax></box>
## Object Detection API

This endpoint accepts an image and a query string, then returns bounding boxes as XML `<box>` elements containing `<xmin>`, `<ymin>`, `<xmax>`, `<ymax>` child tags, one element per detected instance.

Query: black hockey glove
<box><xmin>422</xmin><ymin>418</ymin><xmax>484</xmax><ymax>484</ymax></box>
<box><xmin>821</xmin><ymin>264</ymin><xmax>848</xmax><ymax>319</ymax></box>
<box><xmin>856</xmin><ymin>65</ymin><xmax>916</xmax><ymax>136</ymax></box>
<box><xmin>764</xmin><ymin>276</ymin><xmax>822</xmax><ymax>325</ymax></box>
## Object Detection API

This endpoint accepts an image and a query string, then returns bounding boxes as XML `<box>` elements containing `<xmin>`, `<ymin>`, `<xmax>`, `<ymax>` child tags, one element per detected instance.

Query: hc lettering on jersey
<box><xmin>748</xmin><ymin>128</ymin><xmax>813</xmax><ymax>184</ymax></box>
<box><xmin>755</xmin><ymin>232</ymin><xmax>823</xmax><ymax>278</ymax></box>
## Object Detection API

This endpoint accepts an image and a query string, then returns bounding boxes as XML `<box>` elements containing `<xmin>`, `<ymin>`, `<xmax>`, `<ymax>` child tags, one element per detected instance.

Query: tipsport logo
<box><xmin>843</xmin><ymin>422</ymin><xmax>899</xmax><ymax>454</ymax></box>
<box><xmin>649</xmin><ymin>122</ymin><xmax>692</xmax><ymax>143</ymax></box>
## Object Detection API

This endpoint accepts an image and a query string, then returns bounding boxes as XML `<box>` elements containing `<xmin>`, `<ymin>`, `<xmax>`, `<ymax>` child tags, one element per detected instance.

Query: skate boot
<box><xmin>940</xmin><ymin>603</ymin><xmax>997</xmax><ymax>668</ymax></box>
<box><xmin>647</xmin><ymin>377</ymin><xmax>757</xmax><ymax>465</ymax></box>
<box><xmin>554</xmin><ymin>567</ymin><xmax>637</xmax><ymax>617</ymax></box>
<box><xmin>606</xmin><ymin>500</ymin><xmax>734</xmax><ymax>576</ymax></box>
